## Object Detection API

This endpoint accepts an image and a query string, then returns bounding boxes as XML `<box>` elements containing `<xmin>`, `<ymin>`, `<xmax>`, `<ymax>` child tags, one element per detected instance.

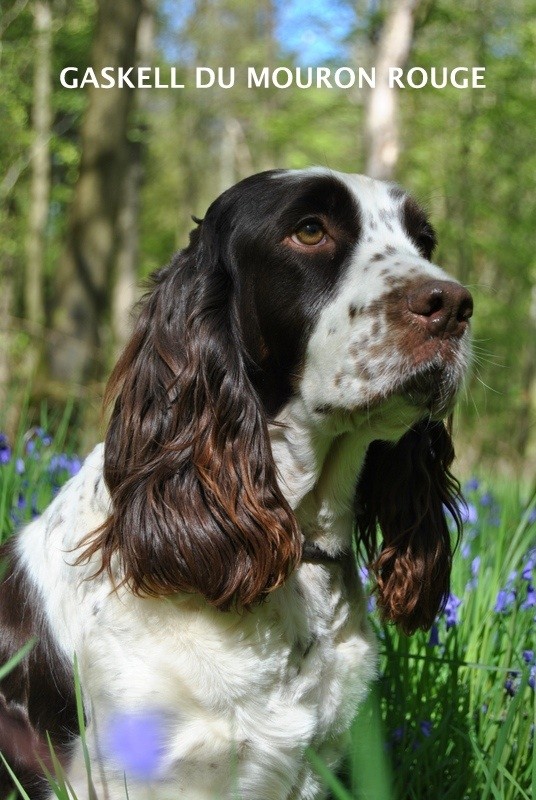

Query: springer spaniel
<box><xmin>0</xmin><ymin>168</ymin><xmax>472</xmax><ymax>800</ymax></box>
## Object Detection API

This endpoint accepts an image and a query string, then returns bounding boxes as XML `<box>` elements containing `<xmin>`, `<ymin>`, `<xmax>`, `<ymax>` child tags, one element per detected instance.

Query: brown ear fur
<box><xmin>80</xmin><ymin>228</ymin><xmax>301</xmax><ymax>609</ymax></box>
<box><xmin>355</xmin><ymin>419</ymin><xmax>462</xmax><ymax>634</ymax></box>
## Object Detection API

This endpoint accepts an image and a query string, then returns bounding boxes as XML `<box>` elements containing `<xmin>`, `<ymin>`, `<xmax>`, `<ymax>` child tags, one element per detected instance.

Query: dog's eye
<box><xmin>292</xmin><ymin>219</ymin><xmax>326</xmax><ymax>246</ymax></box>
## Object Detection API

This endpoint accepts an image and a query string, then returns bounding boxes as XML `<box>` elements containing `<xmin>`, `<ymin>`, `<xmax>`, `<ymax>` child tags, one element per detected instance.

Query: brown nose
<box><xmin>407</xmin><ymin>280</ymin><xmax>473</xmax><ymax>338</ymax></box>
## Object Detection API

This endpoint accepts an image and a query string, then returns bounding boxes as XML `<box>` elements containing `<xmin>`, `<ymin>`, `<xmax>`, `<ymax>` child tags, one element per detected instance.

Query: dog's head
<box><xmin>93</xmin><ymin>168</ymin><xmax>472</xmax><ymax>632</ymax></box>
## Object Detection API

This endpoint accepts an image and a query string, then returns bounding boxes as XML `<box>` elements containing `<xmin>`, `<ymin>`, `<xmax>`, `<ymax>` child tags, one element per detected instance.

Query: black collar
<box><xmin>301</xmin><ymin>542</ymin><xmax>348</xmax><ymax>566</ymax></box>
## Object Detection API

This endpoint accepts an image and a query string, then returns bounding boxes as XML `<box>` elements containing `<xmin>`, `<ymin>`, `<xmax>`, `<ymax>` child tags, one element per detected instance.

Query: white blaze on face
<box><xmin>294</xmin><ymin>170</ymin><xmax>465</xmax><ymax>420</ymax></box>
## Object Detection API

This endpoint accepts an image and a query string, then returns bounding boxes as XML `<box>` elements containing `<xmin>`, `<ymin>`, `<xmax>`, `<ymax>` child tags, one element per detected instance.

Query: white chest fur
<box><xmin>18</xmin><ymin>433</ymin><xmax>377</xmax><ymax>800</ymax></box>
<box><xmin>76</xmin><ymin>563</ymin><xmax>375</xmax><ymax>800</ymax></box>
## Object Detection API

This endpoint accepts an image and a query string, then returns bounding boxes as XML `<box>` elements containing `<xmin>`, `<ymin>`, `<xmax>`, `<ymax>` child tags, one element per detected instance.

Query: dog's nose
<box><xmin>407</xmin><ymin>280</ymin><xmax>473</xmax><ymax>338</ymax></box>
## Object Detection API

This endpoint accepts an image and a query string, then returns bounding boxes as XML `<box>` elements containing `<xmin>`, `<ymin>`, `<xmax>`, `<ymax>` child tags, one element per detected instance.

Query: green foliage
<box><xmin>2</xmin><ymin>0</ymin><xmax>535</xmax><ymax>464</ymax></box>
<box><xmin>0</xmin><ymin>0</ymin><xmax>95</xmax><ymax>330</ymax></box>
<box><xmin>0</xmin><ymin>401</ymin><xmax>79</xmax><ymax>542</ymax></box>
<box><xmin>2</xmin><ymin>422</ymin><xmax>535</xmax><ymax>799</ymax></box>
<box><xmin>399</xmin><ymin>0</ymin><xmax>536</xmax><ymax>462</ymax></box>
<box><xmin>312</xmin><ymin>478</ymin><xmax>536</xmax><ymax>800</ymax></box>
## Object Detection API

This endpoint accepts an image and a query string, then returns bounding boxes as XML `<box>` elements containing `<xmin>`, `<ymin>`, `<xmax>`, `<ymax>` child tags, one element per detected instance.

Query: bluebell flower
<box><xmin>528</xmin><ymin>508</ymin><xmax>536</xmax><ymax>524</ymax></box>
<box><xmin>522</xmin><ymin>650</ymin><xmax>534</xmax><ymax>664</ymax></box>
<box><xmin>69</xmin><ymin>457</ymin><xmax>82</xmax><ymax>476</ymax></box>
<box><xmin>428</xmin><ymin>623</ymin><xmax>440</xmax><ymax>647</ymax></box>
<box><xmin>465</xmin><ymin>477</ymin><xmax>480</xmax><ymax>492</ymax></box>
<box><xmin>494</xmin><ymin>588</ymin><xmax>516</xmax><ymax>613</ymax></box>
<box><xmin>522</xmin><ymin>551</ymin><xmax>535</xmax><ymax>581</ymax></box>
<box><xmin>49</xmin><ymin>453</ymin><xmax>82</xmax><ymax>485</ymax></box>
<box><xmin>521</xmin><ymin>585</ymin><xmax>536</xmax><ymax>610</ymax></box>
<box><xmin>529</xmin><ymin>667</ymin><xmax>535</xmax><ymax>691</ymax></box>
<box><xmin>444</xmin><ymin>499</ymin><xmax>476</xmax><ymax>529</ymax></box>
<box><xmin>460</xmin><ymin>502</ymin><xmax>478</xmax><ymax>525</ymax></box>
<box><xmin>24</xmin><ymin>428</ymin><xmax>52</xmax><ymax>457</ymax></box>
<box><xmin>480</xmin><ymin>492</ymin><xmax>494</xmax><ymax>508</ymax></box>
<box><xmin>49</xmin><ymin>453</ymin><xmax>67</xmax><ymax>472</ymax></box>
<box><xmin>0</xmin><ymin>434</ymin><xmax>11</xmax><ymax>465</ymax></box>
<box><xmin>466</xmin><ymin>555</ymin><xmax>481</xmax><ymax>591</ymax></box>
<box><xmin>444</xmin><ymin>593</ymin><xmax>462</xmax><ymax>629</ymax></box>
<box><xmin>36</xmin><ymin>427</ymin><xmax>52</xmax><ymax>446</ymax></box>
<box><xmin>105</xmin><ymin>710</ymin><xmax>167</xmax><ymax>780</ymax></box>
<box><xmin>504</xmin><ymin>677</ymin><xmax>517</xmax><ymax>697</ymax></box>
<box><xmin>420</xmin><ymin>720</ymin><xmax>433</xmax><ymax>737</ymax></box>
<box><xmin>358</xmin><ymin>564</ymin><xmax>370</xmax><ymax>585</ymax></box>
<box><xmin>390</xmin><ymin>725</ymin><xmax>405</xmax><ymax>743</ymax></box>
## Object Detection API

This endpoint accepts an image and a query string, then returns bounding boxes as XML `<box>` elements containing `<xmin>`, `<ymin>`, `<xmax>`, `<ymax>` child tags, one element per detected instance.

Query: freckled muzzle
<box><xmin>379</xmin><ymin>277</ymin><xmax>473</xmax><ymax>415</ymax></box>
<box><xmin>379</xmin><ymin>276</ymin><xmax>473</xmax><ymax>361</ymax></box>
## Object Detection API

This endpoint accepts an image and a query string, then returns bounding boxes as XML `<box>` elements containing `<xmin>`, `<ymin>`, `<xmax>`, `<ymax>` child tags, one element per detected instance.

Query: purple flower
<box><xmin>480</xmin><ymin>492</ymin><xmax>494</xmax><ymax>507</ymax></box>
<box><xmin>391</xmin><ymin>725</ymin><xmax>405</xmax><ymax>743</ymax></box>
<box><xmin>529</xmin><ymin>667</ymin><xmax>536</xmax><ymax>691</ymax></box>
<box><xmin>494</xmin><ymin>589</ymin><xmax>516</xmax><ymax>613</ymax></box>
<box><xmin>36</xmin><ymin>427</ymin><xmax>52</xmax><ymax>446</ymax></box>
<box><xmin>465</xmin><ymin>477</ymin><xmax>480</xmax><ymax>491</ymax></box>
<box><xmin>24</xmin><ymin>427</ymin><xmax>52</xmax><ymax>457</ymax></box>
<box><xmin>521</xmin><ymin>585</ymin><xmax>536</xmax><ymax>610</ymax></box>
<box><xmin>0</xmin><ymin>434</ymin><xmax>11</xmax><ymax>464</ymax></box>
<box><xmin>522</xmin><ymin>552</ymin><xmax>535</xmax><ymax>581</ymax></box>
<box><xmin>49</xmin><ymin>454</ymin><xmax>82</xmax><ymax>479</ymax></box>
<box><xmin>69</xmin><ymin>457</ymin><xmax>82</xmax><ymax>476</ymax></box>
<box><xmin>460</xmin><ymin>502</ymin><xmax>478</xmax><ymax>525</ymax></box>
<box><xmin>358</xmin><ymin>565</ymin><xmax>370</xmax><ymax>585</ymax></box>
<box><xmin>420</xmin><ymin>720</ymin><xmax>433</xmax><ymax>737</ymax></box>
<box><xmin>466</xmin><ymin>556</ymin><xmax>481</xmax><ymax>591</ymax></box>
<box><xmin>528</xmin><ymin>508</ymin><xmax>536</xmax><ymax>524</ymax></box>
<box><xmin>105</xmin><ymin>710</ymin><xmax>167</xmax><ymax>780</ymax></box>
<box><xmin>522</xmin><ymin>650</ymin><xmax>534</xmax><ymax>664</ymax></box>
<box><xmin>428</xmin><ymin>624</ymin><xmax>440</xmax><ymax>647</ymax></box>
<box><xmin>444</xmin><ymin>593</ymin><xmax>462</xmax><ymax>629</ymax></box>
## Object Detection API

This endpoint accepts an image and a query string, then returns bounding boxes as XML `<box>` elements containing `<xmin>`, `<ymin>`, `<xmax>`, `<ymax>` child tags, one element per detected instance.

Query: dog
<box><xmin>0</xmin><ymin>168</ymin><xmax>472</xmax><ymax>799</ymax></box>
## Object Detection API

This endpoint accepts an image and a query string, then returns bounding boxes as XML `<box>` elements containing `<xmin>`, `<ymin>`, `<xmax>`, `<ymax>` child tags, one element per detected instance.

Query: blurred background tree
<box><xmin>0</xmin><ymin>0</ymin><xmax>534</xmax><ymax>470</ymax></box>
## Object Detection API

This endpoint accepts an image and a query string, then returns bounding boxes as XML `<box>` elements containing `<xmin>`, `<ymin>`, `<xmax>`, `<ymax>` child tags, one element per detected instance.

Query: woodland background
<box><xmin>0</xmin><ymin>0</ymin><xmax>535</xmax><ymax>473</ymax></box>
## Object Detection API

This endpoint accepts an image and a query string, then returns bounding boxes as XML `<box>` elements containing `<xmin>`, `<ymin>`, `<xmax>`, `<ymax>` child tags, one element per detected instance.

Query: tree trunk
<box><xmin>26</xmin><ymin>0</ymin><xmax>52</xmax><ymax>327</ymax></box>
<box><xmin>49</xmin><ymin>0</ymin><xmax>143</xmax><ymax>385</ymax></box>
<box><xmin>25</xmin><ymin>0</ymin><xmax>52</xmax><ymax>372</ymax></box>
<box><xmin>0</xmin><ymin>256</ymin><xmax>15</xmax><ymax>428</ymax></box>
<box><xmin>364</xmin><ymin>0</ymin><xmax>421</xmax><ymax>180</ymax></box>
<box><xmin>112</xmin><ymin>0</ymin><xmax>155</xmax><ymax>359</ymax></box>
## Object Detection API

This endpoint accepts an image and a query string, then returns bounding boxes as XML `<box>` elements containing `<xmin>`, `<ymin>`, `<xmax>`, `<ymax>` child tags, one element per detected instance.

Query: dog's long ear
<box><xmin>82</xmin><ymin>218</ymin><xmax>301</xmax><ymax>610</ymax></box>
<box><xmin>355</xmin><ymin>420</ymin><xmax>462</xmax><ymax>635</ymax></box>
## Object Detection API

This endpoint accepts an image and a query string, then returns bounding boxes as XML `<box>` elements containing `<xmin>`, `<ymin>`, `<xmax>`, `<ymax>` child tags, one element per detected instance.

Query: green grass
<box><xmin>1</xmin><ymin>420</ymin><xmax>535</xmax><ymax>799</ymax></box>
<box><xmin>324</xmin><ymin>477</ymin><xmax>536</xmax><ymax>800</ymax></box>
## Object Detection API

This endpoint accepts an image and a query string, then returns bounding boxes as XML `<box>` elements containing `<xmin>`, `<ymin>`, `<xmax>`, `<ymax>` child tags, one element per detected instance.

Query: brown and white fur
<box><xmin>0</xmin><ymin>168</ymin><xmax>473</xmax><ymax>800</ymax></box>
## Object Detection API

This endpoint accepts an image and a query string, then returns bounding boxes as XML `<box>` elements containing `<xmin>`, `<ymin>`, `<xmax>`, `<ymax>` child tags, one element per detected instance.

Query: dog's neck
<box><xmin>270</xmin><ymin>394</ymin><xmax>422</xmax><ymax>556</ymax></box>
<box><xmin>269</xmin><ymin>398</ymin><xmax>370</xmax><ymax>556</ymax></box>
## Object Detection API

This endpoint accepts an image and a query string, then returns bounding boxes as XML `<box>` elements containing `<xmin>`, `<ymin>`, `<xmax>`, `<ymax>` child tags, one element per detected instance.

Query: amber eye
<box><xmin>292</xmin><ymin>219</ymin><xmax>326</xmax><ymax>246</ymax></box>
